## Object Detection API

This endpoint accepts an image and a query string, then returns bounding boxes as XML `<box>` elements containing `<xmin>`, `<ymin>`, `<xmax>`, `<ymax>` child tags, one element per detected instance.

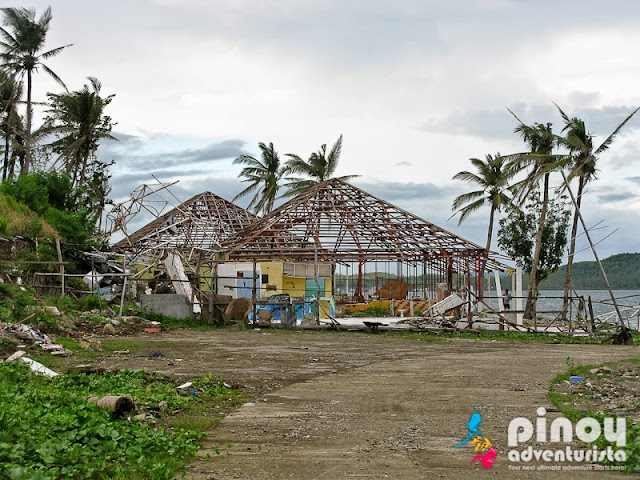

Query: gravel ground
<box><xmin>79</xmin><ymin>329</ymin><xmax>638</xmax><ymax>479</ymax></box>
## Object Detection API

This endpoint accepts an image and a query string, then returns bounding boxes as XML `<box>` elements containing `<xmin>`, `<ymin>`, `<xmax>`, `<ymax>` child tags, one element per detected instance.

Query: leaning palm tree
<box><xmin>233</xmin><ymin>142</ymin><xmax>286</xmax><ymax>215</ymax></box>
<box><xmin>509</xmin><ymin>115</ymin><xmax>559</xmax><ymax>319</ymax></box>
<box><xmin>555</xmin><ymin>104</ymin><xmax>639</xmax><ymax>315</ymax></box>
<box><xmin>451</xmin><ymin>153</ymin><xmax>517</xmax><ymax>254</ymax></box>
<box><xmin>283</xmin><ymin>134</ymin><xmax>359</xmax><ymax>196</ymax></box>
<box><xmin>0</xmin><ymin>7</ymin><xmax>71</xmax><ymax>174</ymax></box>
<box><xmin>45</xmin><ymin>77</ymin><xmax>116</xmax><ymax>186</ymax></box>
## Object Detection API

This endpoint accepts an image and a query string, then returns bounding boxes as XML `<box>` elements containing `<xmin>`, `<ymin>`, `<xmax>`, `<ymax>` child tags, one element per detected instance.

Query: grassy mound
<box><xmin>0</xmin><ymin>192</ymin><xmax>58</xmax><ymax>239</ymax></box>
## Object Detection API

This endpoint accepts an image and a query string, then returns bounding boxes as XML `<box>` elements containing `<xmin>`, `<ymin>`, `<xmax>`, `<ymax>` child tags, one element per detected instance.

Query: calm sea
<box><xmin>483</xmin><ymin>289</ymin><xmax>640</xmax><ymax>325</ymax></box>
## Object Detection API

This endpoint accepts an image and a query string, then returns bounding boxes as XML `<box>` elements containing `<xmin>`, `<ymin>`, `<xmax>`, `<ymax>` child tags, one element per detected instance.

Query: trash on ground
<box><xmin>19</xmin><ymin>356</ymin><xmax>59</xmax><ymax>377</ymax></box>
<box><xmin>139</xmin><ymin>351</ymin><xmax>164</xmax><ymax>358</ymax></box>
<box><xmin>5</xmin><ymin>350</ymin><xmax>26</xmax><ymax>362</ymax></box>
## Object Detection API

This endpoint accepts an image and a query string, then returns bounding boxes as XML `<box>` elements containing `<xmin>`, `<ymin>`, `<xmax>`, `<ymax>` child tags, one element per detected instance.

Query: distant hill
<box><xmin>538</xmin><ymin>253</ymin><xmax>640</xmax><ymax>290</ymax></box>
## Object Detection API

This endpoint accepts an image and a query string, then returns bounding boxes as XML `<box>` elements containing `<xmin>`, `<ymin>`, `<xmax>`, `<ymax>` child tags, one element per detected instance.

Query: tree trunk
<box><xmin>486</xmin><ymin>204</ymin><xmax>495</xmax><ymax>253</ymax></box>
<box><xmin>478</xmin><ymin>205</ymin><xmax>496</xmax><ymax>299</ymax></box>
<box><xmin>23</xmin><ymin>70</ymin><xmax>32</xmax><ymax>176</ymax></box>
<box><xmin>79</xmin><ymin>153</ymin><xmax>89</xmax><ymax>186</ymax></box>
<box><xmin>562</xmin><ymin>176</ymin><xmax>584</xmax><ymax>317</ymax></box>
<box><xmin>2</xmin><ymin>128</ymin><xmax>9</xmax><ymax>181</ymax></box>
<box><xmin>524</xmin><ymin>173</ymin><xmax>549</xmax><ymax>319</ymax></box>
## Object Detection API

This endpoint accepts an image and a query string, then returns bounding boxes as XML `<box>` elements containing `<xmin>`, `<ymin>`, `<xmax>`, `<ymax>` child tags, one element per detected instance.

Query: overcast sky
<box><xmin>22</xmin><ymin>0</ymin><xmax>640</xmax><ymax>262</ymax></box>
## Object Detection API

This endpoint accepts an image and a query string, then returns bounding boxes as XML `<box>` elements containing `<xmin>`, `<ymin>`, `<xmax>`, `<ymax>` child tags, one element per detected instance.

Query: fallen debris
<box><xmin>1</xmin><ymin>321</ymin><xmax>53</xmax><ymax>346</ymax></box>
<box><xmin>19</xmin><ymin>357</ymin><xmax>59</xmax><ymax>377</ymax></box>
<box><xmin>5</xmin><ymin>350</ymin><xmax>26</xmax><ymax>362</ymax></box>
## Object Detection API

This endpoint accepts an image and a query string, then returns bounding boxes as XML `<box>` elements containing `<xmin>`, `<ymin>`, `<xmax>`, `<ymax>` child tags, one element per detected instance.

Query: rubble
<box><xmin>1</xmin><ymin>321</ymin><xmax>63</xmax><ymax>352</ymax></box>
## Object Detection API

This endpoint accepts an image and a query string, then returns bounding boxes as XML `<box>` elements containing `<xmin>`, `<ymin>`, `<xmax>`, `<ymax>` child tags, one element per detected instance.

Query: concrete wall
<box><xmin>140</xmin><ymin>294</ymin><xmax>192</xmax><ymax>319</ymax></box>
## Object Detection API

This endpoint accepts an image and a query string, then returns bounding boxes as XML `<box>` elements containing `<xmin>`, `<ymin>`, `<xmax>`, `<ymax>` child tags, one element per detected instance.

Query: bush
<box><xmin>1</xmin><ymin>171</ymin><xmax>96</xmax><ymax>244</ymax></box>
<box><xmin>0</xmin><ymin>284</ymin><xmax>36</xmax><ymax>321</ymax></box>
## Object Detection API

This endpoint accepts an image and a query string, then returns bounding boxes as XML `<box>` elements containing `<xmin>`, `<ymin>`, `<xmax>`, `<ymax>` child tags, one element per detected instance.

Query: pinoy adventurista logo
<box><xmin>454</xmin><ymin>407</ymin><xmax>497</xmax><ymax>469</ymax></box>
<box><xmin>507</xmin><ymin>407</ymin><xmax>627</xmax><ymax>471</ymax></box>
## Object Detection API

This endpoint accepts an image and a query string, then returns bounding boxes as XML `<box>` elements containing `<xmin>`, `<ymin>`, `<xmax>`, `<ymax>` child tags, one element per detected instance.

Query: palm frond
<box><xmin>594</xmin><ymin>106</ymin><xmax>640</xmax><ymax>156</ymax></box>
<box><xmin>325</xmin><ymin>134</ymin><xmax>342</xmax><ymax>177</ymax></box>
<box><xmin>452</xmin><ymin>170</ymin><xmax>484</xmax><ymax>186</ymax></box>
<box><xmin>452</xmin><ymin>198</ymin><xmax>485</xmax><ymax>225</ymax></box>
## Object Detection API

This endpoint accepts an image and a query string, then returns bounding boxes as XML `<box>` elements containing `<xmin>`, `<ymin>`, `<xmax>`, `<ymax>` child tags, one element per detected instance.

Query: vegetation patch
<box><xmin>0</xmin><ymin>363</ymin><xmax>246</xmax><ymax>479</ymax></box>
<box><xmin>390</xmin><ymin>329</ymin><xmax>622</xmax><ymax>344</ymax></box>
<box><xmin>549</xmin><ymin>357</ymin><xmax>640</xmax><ymax>472</ymax></box>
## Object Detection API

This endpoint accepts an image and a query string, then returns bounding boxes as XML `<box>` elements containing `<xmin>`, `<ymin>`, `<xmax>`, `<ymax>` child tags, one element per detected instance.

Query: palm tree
<box><xmin>451</xmin><ymin>153</ymin><xmax>516</xmax><ymax>253</ymax></box>
<box><xmin>0</xmin><ymin>7</ymin><xmax>71</xmax><ymax>174</ymax></box>
<box><xmin>45</xmin><ymin>77</ymin><xmax>116</xmax><ymax>186</ymax></box>
<box><xmin>0</xmin><ymin>69</ymin><xmax>23</xmax><ymax>180</ymax></box>
<box><xmin>555</xmin><ymin>104</ymin><xmax>639</xmax><ymax>315</ymax></box>
<box><xmin>283</xmin><ymin>134</ymin><xmax>359</xmax><ymax>196</ymax></box>
<box><xmin>233</xmin><ymin>142</ymin><xmax>286</xmax><ymax>215</ymax></box>
<box><xmin>509</xmin><ymin>116</ymin><xmax>558</xmax><ymax>319</ymax></box>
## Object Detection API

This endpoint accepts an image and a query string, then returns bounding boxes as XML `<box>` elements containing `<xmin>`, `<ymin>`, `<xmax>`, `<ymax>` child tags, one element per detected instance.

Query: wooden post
<box><xmin>55</xmin><ymin>239</ymin><xmax>64</xmax><ymax>296</ymax></box>
<box><xmin>515</xmin><ymin>262</ymin><xmax>523</xmax><ymax>326</ymax></box>
<box><xmin>494</xmin><ymin>270</ymin><xmax>504</xmax><ymax>330</ymax></box>
<box><xmin>252</xmin><ymin>258</ymin><xmax>257</xmax><ymax>326</ymax></box>
<box><xmin>587</xmin><ymin>296</ymin><xmax>595</xmax><ymax>333</ymax></box>
<box><xmin>314</xmin><ymin>250</ymin><xmax>321</xmax><ymax>321</ymax></box>
<box><xmin>119</xmin><ymin>257</ymin><xmax>127</xmax><ymax>317</ymax></box>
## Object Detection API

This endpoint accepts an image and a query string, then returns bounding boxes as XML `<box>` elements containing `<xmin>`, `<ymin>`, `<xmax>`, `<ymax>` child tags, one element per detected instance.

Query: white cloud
<box><xmin>11</xmin><ymin>0</ymin><xmax>640</xmax><ymax>258</ymax></box>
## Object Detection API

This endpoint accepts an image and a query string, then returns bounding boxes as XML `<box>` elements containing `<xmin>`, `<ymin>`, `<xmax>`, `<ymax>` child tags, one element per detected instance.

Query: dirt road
<box><xmin>91</xmin><ymin>330</ymin><xmax>637</xmax><ymax>479</ymax></box>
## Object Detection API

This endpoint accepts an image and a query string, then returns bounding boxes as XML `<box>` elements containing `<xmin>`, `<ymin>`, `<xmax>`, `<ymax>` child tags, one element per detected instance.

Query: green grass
<box><xmin>0</xmin><ymin>363</ymin><xmax>246</xmax><ymax>479</ymax></box>
<box><xmin>548</xmin><ymin>357</ymin><xmax>640</xmax><ymax>472</ymax></box>
<box><xmin>388</xmin><ymin>329</ymin><xmax>614</xmax><ymax>344</ymax></box>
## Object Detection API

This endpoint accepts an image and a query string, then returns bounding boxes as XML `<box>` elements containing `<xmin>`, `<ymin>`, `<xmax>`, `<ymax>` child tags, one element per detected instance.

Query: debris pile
<box><xmin>1</xmin><ymin>321</ymin><xmax>63</xmax><ymax>352</ymax></box>
<box><xmin>553</xmin><ymin>363</ymin><xmax>640</xmax><ymax>416</ymax></box>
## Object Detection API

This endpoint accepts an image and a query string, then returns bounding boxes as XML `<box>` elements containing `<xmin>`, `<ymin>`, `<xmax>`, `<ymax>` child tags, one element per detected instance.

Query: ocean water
<box><xmin>483</xmin><ymin>289</ymin><xmax>640</xmax><ymax>325</ymax></box>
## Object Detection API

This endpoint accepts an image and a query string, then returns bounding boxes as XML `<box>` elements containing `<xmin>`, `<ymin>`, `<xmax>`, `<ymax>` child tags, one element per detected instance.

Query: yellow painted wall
<box><xmin>258</xmin><ymin>261</ymin><xmax>284</xmax><ymax>297</ymax></box>
<box><xmin>282</xmin><ymin>276</ymin><xmax>306</xmax><ymax>298</ymax></box>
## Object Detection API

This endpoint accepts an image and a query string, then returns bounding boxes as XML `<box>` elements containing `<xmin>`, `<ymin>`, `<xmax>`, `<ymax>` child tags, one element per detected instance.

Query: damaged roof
<box><xmin>113</xmin><ymin>191</ymin><xmax>257</xmax><ymax>253</ymax></box>
<box><xmin>220</xmin><ymin>178</ymin><xmax>508</xmax><ymax>269</ymax></box>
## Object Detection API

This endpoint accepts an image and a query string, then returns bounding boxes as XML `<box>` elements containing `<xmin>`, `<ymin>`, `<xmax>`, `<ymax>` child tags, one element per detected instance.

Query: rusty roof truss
<box><xmin>222</xmin><ymin>179</ymin><xmax>506</xmax><ymax>269</ymax></box>
<box><xmin>114</xmin><ymin>191</ymin><xmax>257</xmax><ymax>253</ymax></box>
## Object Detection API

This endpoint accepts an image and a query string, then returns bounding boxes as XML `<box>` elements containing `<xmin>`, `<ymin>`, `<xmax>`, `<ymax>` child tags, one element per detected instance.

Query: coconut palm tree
<box><xmin>283</xmin><ymin>134</ymin><xmax>359</xmax><ymax>196</ymax></box>
<box><xmin>0</xmin><ymin>7</ymin><xmax>71</xmax><ymax>174</ymax></box>
<box><xmin>555</xmin><ymin>104</ymin><xmax>639</xmax><ymax>315</ymax></box>
<box><xmin>451</xmin><ymin>153</ymin><xmax>517</xmax><ymax>253</ymax></box>
<box><xmin>45</xmin><ymin>77</ymin><xmax>116</xmax><ymax>186</ymax></box>
<box><xmin>509</xmin><ymin>116</ymin><xmax>559</xmax><ymax>319</ymax></box>
<box><xmin>0</xmin><ymin>69</ymin><xmax>23</xmax><ymax>180</ymax></box>
<box><xmin>233</xmin><ymin>142</ymin><xmax>286</xmax><ymax>215</ymax></box>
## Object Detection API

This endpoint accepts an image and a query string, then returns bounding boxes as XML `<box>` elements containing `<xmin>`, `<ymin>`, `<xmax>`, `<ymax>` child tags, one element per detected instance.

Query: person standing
<box><xmin>504</xmin><ymin>289</ymin><xmax>512</xmax><ymax>310</ymax></box>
